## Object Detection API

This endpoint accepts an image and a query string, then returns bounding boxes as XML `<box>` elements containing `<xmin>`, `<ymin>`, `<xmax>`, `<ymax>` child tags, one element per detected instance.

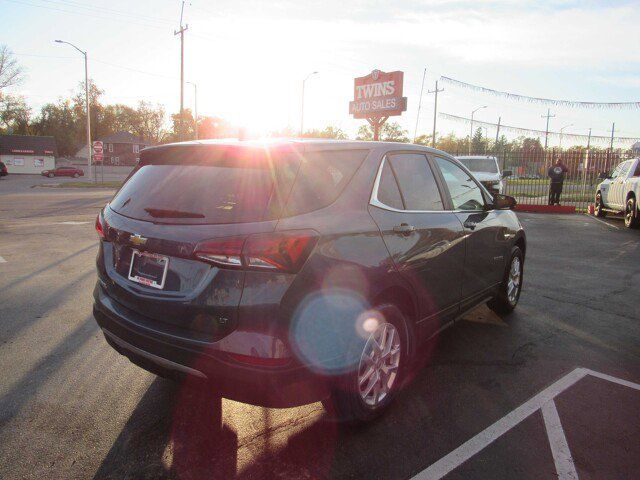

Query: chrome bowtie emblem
<box><xmin>130</xmin><ymin>234</ymin><xmax>147</xmax><ymax>246</ymax></box>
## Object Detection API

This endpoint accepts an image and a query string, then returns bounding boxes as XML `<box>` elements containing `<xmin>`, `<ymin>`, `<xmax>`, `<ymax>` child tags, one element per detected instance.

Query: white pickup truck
<box><xmin>595</xmin><ymin>157</ymin><xmax>640</xmax><ymax>228</ymax></box>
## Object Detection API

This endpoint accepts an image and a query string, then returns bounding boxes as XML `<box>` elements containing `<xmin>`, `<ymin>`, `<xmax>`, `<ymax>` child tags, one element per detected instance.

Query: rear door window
<box><xmin>283</xmin><ymin>149</ymin><xmax>368</xmax><ymax>216</ymax></box>
<box><xmin>376</xmin><ymin>160</ymin><xmax>403</xmax><ymax>210</ymax></box>
<box><xmin>387</xmin><ymin>153</ymin><xmax>444</xmax><ymax>211</ymax></box>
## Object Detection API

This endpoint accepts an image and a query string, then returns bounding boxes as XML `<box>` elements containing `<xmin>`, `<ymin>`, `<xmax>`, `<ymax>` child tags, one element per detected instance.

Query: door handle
<box><xmin>393</xmin><ymin>223</ymin><xmax>416</xmax><ymax>235</ymax></box>
<box><xmin>463</xmin><ymin>220</ymin><xmax>477</xmax><ymax>230</ymax></box>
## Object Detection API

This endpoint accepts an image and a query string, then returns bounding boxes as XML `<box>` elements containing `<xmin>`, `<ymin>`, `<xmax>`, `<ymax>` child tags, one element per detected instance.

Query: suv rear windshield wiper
<box><xmin>144</xmin><ymin>208</ymin><xmax>205</xmax><ymax>219</ymax></box>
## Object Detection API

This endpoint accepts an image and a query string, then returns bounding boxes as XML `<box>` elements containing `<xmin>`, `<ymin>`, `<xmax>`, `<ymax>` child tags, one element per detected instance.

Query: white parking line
<box><xmin>412</xmin><ymin>368</ymin><xmax>640</xmax><ymax>480</ymax></box>
<box><xmin>56</xmin><ymin>221</ymin><xmax>91</xmax><ymax>225</ymax></box>
<box><xmin>0</xmin><ymin>256</ymin><xmax>6</xmax><ymax>263</ymax></box>
<box><xmin>584</xmin><ymin>214</ymin><xmax>620</xmax><ymax>230</ymax></box>
<box><xmin>542</xmin><ymin>400</ymin><xmax>578</xmax><ymax>480</ymax></box>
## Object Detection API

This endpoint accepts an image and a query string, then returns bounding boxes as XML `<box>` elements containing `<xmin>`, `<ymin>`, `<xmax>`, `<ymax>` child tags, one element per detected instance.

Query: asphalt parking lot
<box><xmin>0</xmin><ymin>180</ymin><xmax>638</xmax><ymax>479</ymax></box>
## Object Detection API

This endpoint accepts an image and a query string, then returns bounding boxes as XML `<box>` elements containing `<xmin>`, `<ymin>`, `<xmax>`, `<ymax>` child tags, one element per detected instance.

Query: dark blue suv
<box><xmin>93</xmin><ymin>139</ymin><xmax>525</xmax><ymax>422</ymax></box>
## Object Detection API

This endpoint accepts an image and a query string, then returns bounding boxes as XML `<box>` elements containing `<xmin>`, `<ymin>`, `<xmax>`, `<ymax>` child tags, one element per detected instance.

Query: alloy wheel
<box><xmin>357</xmin><ymin>322</ymin><xmax>401</xmax><ymax>408</ymax></box>
<box><xmin>507</xmin><ymin>256</ymin><xmax>521</xmax><ymax>305</ymax></box>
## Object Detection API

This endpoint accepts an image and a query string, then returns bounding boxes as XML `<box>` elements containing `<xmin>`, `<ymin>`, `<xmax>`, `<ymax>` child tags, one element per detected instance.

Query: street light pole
<box><xmin>469</xmin><ymin>105</ymin><xmax>487</xmax><ymax>155</ymax></box>
<box><xmin>559</xmin><ymin>123</ymin><xmax>573</xmax><ymax>149</ymax></box>
<box><xmin>55</xmin><ymin>40</ymin><xmax>91</xmax><ymax>182</ymax></box>
<box><xmin>187</xmin><ymin>81</ymin><xmax>198</xmax><ymax>140</ymax></box>
<box><xmin>300</xmin><ymin>71</ymin><xmax>318</xmax><ymax>137</ymax></box>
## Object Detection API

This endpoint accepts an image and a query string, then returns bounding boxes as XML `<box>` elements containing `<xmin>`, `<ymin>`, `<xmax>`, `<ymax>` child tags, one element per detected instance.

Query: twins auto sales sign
<box><xmin>349</xmin><ymin>70</ymin><xmax>407</xmax><ymax>119</ymax></box>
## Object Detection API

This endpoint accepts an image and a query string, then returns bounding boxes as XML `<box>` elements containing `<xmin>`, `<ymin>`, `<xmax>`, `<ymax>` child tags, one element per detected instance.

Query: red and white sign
<box><xmin>92</xmin><ymin>141</ymin><xmax>104</xmax><ymax>162</ymax></box>
<box><xmin>349</xmin><ymin>70</ymin><xmax>407</xmax><ymax>119</ymax></box>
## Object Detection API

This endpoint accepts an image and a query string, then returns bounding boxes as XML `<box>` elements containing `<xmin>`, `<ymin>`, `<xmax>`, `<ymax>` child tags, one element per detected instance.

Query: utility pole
<box><xmin>413</xmin><ymin>68</ymin><xmax>426</xmax><ymax>143</ymax></box>
<box><xmin>559</xmin><ymin>123</ymin><xmax>573</xmax><ymax>150</ymax></box>
<box><xmin>428</xmin><ymin>80</ymin><xmax>444</xmax><ymax>148</ymax></box>
<box><xmin>300</xmin><ymin>71</ymin><xmax>318</xmax><ymax>137</ymax></box>
<box><xmin>174</xmin><ymin>1</ymin><xmax>188</xmax><ymax>141</ymax></box>
<box><xmin>609</xmin><ymin>122</ymin><xmax>615</xmax><ymax>151</ymax></box>
<box><xmin>55</xmin><ymin>40</ymin><xmax>91</xmax><ymax>182</ymax></box>
<box><xmin>187</xmin><ymin>81</ymin><xmax>198</xmax><ymax>140</ymax></box>
<box><xmin>541</xmin><ymin>108</ymin><xmax>555</xmax><ymax>150</ymax></box>
<box><xmin>494</xmin><ymin>116</ymin><xmax>501</xmax><ymax>147</ymax></box>
<box><xmin>469</xmin><ymin>105</ymin><xmax>487</xmax><ymax>155</ymax></box>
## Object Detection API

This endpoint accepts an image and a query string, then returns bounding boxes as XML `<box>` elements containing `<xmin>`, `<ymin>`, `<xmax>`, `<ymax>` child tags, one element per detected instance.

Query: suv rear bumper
<box><xmin>93</xmin><ymin>282</ymin><xmax>331</xmax><ymax>408</ymax></box>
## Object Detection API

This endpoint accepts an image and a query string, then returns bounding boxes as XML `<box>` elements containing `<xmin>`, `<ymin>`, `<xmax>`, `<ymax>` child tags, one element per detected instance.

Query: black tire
<box><xmin>322</xmin><ymin>303</ymin><xmax>409</xmax><ymax>424</ymax></box>
<box><xmin>48</xmin><ymin>173</ymin><xmax>54</xmax><ymax>178</ymax></box>
<box><xmin>488</xmin><ymin>246</ymin><xmax>524</xmax><ymax>316</ymax></box>
<box><xmin>624</xmin><ymin>197</ymin><xmax>639</xmax><ymax>229</ymax></box>
<box><xmin>594</xmin><ymin>191</ymin><xmax>606</xmax><ymax>217</ymax></box>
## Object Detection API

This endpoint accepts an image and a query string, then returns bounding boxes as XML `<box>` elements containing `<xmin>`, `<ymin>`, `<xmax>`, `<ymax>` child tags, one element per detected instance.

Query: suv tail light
<box><xmin>194</xmin><ymin>230</ymin><xmax>319</xmax><ymax>273</ymax></box>
<box><xmin>95</xmin><ymin>213</ymin><xmax>106</xmax><ymax>239</ymax></box>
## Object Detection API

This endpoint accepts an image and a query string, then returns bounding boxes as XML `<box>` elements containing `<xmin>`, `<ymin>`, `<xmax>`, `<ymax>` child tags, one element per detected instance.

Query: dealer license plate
<box><xmin>128</xmin><ymin>249</ymin><xmax>169</xmax><ymax>290</ymax></box>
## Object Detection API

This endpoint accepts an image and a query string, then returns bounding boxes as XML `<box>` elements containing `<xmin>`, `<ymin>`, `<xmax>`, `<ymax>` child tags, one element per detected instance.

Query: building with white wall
<box><xmin>0</xmin><ymin>135</ymin><xmax>57</xmax><ymax>174</ymax></box>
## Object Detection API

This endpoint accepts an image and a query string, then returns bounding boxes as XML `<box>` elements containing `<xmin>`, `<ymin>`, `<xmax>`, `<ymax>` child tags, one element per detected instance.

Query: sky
<box><xmin>1</xmin><ymin>0</ymin><xmax>639</xmax><ymax>147</ymax></box>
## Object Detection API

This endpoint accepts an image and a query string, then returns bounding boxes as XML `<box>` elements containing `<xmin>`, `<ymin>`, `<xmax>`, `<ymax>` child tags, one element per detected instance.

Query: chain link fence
<box><xmin>444</xmin><ymin>148</ymin><xmax>637</xmax><ymax>212</ymax></box>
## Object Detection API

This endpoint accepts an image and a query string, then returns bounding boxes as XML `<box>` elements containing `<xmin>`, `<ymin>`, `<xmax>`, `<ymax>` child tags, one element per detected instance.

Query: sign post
<box><xmin>349</xmin><ymin>70</ymin><xmax>407</xmax><ymax>140</ymax></box>
<box><xmin>92</xmin><ymin>141</ymin><xmax>103</xmax><ymax>183</ymax></box>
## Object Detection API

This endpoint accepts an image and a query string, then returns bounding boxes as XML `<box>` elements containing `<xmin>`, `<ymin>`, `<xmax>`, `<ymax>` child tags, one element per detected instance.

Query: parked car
<box><xmin>0</xmin><ymin>161</ymin><xmax>7</xmax><ymax>177</ymax></box>
<box><xmin>455</xmin><ymin>155</ymin><xmax>512</xmax><ymax>195</ymax></box>
<box><xmin>595</xmin><ymin>157</ymin><xmax>640</xmax><ymax>228</ymax></box>
<box><xmin>93</xmin><ymin>140</ymin><xmax>526</xmax><ymax>423</ymax></box>
<box><xmin>41</xmin><ymin>166</ymin><xmax>84</xmax><ymax>178</ymax></box>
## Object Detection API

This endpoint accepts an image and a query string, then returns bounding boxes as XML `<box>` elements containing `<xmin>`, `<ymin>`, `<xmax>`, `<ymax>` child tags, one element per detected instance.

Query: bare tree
<box><xmin>0</xmin><ymin>45</ymin><xmax>24</xmax><ymax>90</ymax></box>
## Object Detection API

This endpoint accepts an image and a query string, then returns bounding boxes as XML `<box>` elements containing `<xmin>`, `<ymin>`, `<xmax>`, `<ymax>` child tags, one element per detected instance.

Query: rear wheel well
<box><xmin>372</xmin><ymin>286</ymin><xmax>417</xmax><ymax>358</ymax></box>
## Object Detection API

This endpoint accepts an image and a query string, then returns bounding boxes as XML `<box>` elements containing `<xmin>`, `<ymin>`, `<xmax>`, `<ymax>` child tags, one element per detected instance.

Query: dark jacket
<box><xmin>548</xmin><ymin>163</ymin><xmax>568</xmax><ymax>184</ymax></box>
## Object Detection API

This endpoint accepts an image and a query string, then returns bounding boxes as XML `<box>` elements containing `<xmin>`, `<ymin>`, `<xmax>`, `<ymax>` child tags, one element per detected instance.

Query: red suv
<box><xmin>41</xmin><ymin>166</ymin><xmax>84</xmax><ymax>178</ymax></box>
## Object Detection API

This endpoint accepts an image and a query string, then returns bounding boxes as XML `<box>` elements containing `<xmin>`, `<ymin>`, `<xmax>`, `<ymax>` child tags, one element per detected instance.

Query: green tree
<box><xmin>0</xmin><ymin>94</ymin><xmax>30</xmax><ymax>134</ymax></box>
<box><xmin>356</xmin><ymin>121</ymin><xmax>409</xmax><ymax>142</ymax></box>
<box><xmin>301</xmin><ymin>125</ymin><xmax>348</xmax><ymax>139</ymax></box>
<box><xmin>414</xmin><ymin>134</ymin><xmax>433</xmax><ymax>146</ymax></box>
<box><xmin>31</xmin><ymin>100</ymin><xmax>77</xmax><ymax>156</ymax></box>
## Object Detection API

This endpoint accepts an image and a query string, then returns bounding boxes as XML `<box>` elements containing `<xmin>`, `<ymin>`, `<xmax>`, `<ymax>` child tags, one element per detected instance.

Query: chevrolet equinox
<box><xmin>93</xmin><ymin>139</ymin><xmax>525</xmax><ymax>423</ymax></box>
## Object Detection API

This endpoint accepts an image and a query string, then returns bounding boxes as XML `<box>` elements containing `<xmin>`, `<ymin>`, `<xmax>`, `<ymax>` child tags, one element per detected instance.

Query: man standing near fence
<box><xmin>548</xmin><ymin>159</ymin><xmax>569</xmax><ymax>205</ymax></box>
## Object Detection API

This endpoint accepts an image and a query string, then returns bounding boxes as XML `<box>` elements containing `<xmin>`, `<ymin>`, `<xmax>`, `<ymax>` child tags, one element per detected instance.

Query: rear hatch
<box><xmin>98</xmin><ymin>142</ymin><xmax>369</xmax><ymax>341</ymax></box>
<box><xmin>99</xmin><ymin>143</ymin><xmax>300</xmax><ymax>340</ymax></box>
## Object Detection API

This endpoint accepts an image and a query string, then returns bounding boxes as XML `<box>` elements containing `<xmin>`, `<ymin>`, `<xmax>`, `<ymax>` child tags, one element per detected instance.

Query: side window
<box><xmin>619</xmin><ymin>161</ymin><xmax>632</xmax><ymax>178</ymax></box>
<box><xmin>435</xmin><ymin>157</ymin><xmax>486</xmax><ymax>211</ymax></box>
<box><xmin>376</xmin><ymin>160</ymin><xmax>403</xmax><ymax>210</ymax></box>
<box><xmin>611</xmin><ymin>163</ymin><xmax>624</xmax><ymax>178</ymax></box>
<box><xmin>633</xmin><ymin>162</ymin><xmax>640</xmax><ymax>177</ymax></box>
<box><xmin>387</xmin><ymin>153</ymin><xmax>444</xmax><ymax>211</ymax></box>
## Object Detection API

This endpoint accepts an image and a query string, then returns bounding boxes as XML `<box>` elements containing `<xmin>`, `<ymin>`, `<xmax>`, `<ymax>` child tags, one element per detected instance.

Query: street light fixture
<box><xmin>300</xmin><ymin>71</ymin><xmax>318</xmax><ymax>137</ymax></box>
<box><xmin>55</xmin><ymin>40</ymin><xmax>92</xmax><ymax>181</ymax></box>
<box><xmin>559</xmin><ymin>123</ymin><xmax>573</xmax><ymax>149</ymax></box>
<box><xmin>469</xmin><ymin>105</ymin><xmax>487</xmax><ymax>155</ymax></box>
<box><xmin>186</xmin><ymin>81</ymin><xmax>198</xmax><ymax>140</ymax></box>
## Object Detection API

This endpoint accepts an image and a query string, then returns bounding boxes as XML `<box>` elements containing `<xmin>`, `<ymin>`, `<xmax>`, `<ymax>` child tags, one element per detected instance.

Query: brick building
<box><xmin>75</xmin><ymin>131</ymin><xmax>153</xmax><ymax>166</ymax></box>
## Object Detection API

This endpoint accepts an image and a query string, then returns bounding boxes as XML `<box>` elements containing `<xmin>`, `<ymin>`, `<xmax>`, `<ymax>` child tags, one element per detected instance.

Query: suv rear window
<box><xmin>110</xmin><ymin>146</ymin><xmax>368</xmax><ymax>224</ymax></box>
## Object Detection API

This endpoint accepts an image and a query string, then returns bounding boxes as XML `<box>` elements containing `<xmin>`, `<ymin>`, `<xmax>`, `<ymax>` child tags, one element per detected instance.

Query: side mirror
<box><xmin>492</xmin><ymin>193</ymin><xmax>517</xmax><ymax>210</ymax></box>
<box><xmin>502</xmin><ymin>170</ymin><xmax>512</xmax><ymax>178</ymax></box>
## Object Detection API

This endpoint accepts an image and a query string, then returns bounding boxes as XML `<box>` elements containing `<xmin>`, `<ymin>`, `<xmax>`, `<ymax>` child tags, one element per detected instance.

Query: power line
<box><xmin>2</xmin><ymin>0</ymin><xmax>172</xmax><ymax>30</ymax></box>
